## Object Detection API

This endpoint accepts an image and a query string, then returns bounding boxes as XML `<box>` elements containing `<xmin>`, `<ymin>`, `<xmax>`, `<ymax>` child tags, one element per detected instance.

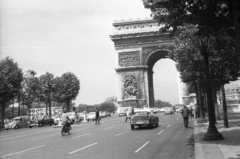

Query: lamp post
<box><xmin>199</xmin><ymin>38</ymin><xmax>224</xmax><ymax>140</ymax></box>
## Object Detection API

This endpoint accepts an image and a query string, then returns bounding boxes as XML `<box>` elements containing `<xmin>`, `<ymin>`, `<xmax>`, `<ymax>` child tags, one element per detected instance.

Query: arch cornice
<box><xmin>115</xmin><ymin>65</ymin><xmax>148</xmax><ymax>72</ymax></box>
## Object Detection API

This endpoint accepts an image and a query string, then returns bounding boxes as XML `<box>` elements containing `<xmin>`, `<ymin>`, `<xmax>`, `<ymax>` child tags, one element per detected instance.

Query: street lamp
<box><xmin>199</xmin><ymin>38</ymin><xmax>224</xmax><ymax>140</ymax></box>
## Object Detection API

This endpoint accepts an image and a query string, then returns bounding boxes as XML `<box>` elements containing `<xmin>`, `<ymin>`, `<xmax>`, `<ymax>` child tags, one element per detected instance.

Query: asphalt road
<box><xmin>0</xmin><ymin>113</ymin><xmax>194</xmax><ymax>159</ymax></box>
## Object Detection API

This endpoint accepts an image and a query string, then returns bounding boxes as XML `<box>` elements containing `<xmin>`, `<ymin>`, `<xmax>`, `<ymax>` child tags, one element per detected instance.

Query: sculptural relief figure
<box><xmin>123</xmin><ymin>76</ymin><xmax>139</xmax><ymax>99</ymax></box>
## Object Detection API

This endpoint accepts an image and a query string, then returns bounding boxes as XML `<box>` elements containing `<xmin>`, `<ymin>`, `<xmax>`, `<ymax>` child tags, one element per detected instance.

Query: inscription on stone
<box><xmin>119</xmin><ymin>51</ymin><xmax>140</xmax><ymax>63</ymax></box>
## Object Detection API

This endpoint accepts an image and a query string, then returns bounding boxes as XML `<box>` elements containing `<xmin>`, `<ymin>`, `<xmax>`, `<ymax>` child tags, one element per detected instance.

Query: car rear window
<box><xmin>132</xmin><ymin>116</ymin><xmax>149</xmax><ymax>120</ymax></box>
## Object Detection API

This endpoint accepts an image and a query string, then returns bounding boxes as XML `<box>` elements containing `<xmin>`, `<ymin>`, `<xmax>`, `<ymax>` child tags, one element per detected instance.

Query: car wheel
<box><xmin>131</xmin><ymin>125</ymin><xmax>134</xmax><ymax>130</ymax></box>
<box><xmin>15</xmin><ymin>125</ymin><xmax>20</xmax><ymax>129</ymax></box>
<box><xmin>49</xmin><ymin>123</ymin><xmax>52</xmax><ymax>126</ymax></box>
<box><xmin>149</xmin><ymin>124</ymin><xmax>153</xmax><ymax>128</ymax></box>
<box><xmin>39</xmin><ymin>123</ymin><xmax>43</xmax><ymax>127</ymax></box>
<box><xmin>29</xmin><ymin>126</ymin><xmax>32</xmax><ymax>128</ymax></box>
<box><xmin>156</xmin><ymin>123</ymin><xmax>159</xmax><ymax>127</ymax></box>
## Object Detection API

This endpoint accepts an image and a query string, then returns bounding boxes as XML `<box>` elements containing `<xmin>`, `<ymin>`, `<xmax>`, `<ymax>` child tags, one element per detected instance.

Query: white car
<box><xmin>87</xmin><ymin>112</ymin><xmax>96</xmax><ymax>121</ymax></box>
<box><xmin>176</xmin><ymin>108</ymin><xmax>182</xmax><ymax>113</ymax></box>
<box><xmin>165</xmin><ymin>107</ymin><xmax>174</xmax><ymax>115</ymax></box>
<box><xmin>159</xmin><ymin>108</ymin><xmax>166</xmax><ymax>113</ymax></box>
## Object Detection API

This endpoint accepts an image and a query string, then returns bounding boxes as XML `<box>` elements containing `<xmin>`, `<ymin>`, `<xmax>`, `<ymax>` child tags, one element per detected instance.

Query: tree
<box><xmin>0</xmin><ymin>57</ymin><xmax>23</xmax><ymax>128</ymax></box>
<box><xmin>38</xmin><ymin>72</ymin><xmax>56</xmax><ymax>117</ymax></box>
<box><xmin>155</xmin><ymin>99</ymin><xmax>172</xmax><ymax>107</ymax></box>
<box><xmin>21</xmin><ymin>70</ymin><xmax>39</xmax><ymax>115</ymax></box>
<box><xmin>142</xmin><ymin>0</ymin><xmax>239</xmax><ymax>57</ymax></box>
<box><xmin>105</xmin><ymin>96</ymin><xmax>117</xmax><ymax>103</ymax></box>
<box><xmin>54</xmin><ymin>72</ymin><xmax>80</xmax><ymax>112</ymax></box>
<box><xmin>99</xmin><ymin>102</ymin><xmax>117</xmax><ymax>112</ymax></box>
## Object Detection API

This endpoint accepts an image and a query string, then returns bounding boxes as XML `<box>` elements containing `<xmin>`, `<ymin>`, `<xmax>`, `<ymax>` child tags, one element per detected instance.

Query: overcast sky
<box><xmin>1</xmin><ymin>0</ymin><xmax>183</xmax><ymax>105</ymax></box>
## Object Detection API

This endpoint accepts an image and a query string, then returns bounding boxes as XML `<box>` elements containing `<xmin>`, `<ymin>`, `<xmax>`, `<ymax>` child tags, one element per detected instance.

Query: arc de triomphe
<box><xmin>110</xmin><ymin>18</ymin><xmax>189</xmax><ymax>108</ymax></box>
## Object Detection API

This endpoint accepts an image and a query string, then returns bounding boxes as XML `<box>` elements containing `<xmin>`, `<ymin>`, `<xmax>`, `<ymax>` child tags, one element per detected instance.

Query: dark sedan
<box><xmin>38</xmin><ymin>116</ymin><xmax>54</xmax><ymax>127</ymax></box>
<box><xmin>28</xmin><ymin>116</ymin><xmax>54</xmax><ymax>128</ymax></box>
<box><xmin>130</xmin><ymin>111</ymin><xmax>159</xmax><ymax>130</ymax></box>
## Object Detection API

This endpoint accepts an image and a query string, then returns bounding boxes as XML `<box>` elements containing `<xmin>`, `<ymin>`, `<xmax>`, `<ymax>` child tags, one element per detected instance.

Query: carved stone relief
<box><xmin>123</xmin><ymin>76</ymin><xmax>139</xmax><ymax>99</ymax></box>
<box><xmin>119</xmin><ymin>51</ymin><xmax>140</xmax><ymax>64</ymax></box>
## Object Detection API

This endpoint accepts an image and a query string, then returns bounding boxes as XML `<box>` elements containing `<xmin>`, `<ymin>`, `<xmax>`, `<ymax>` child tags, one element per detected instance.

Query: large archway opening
<box><xmin>145</xmin><ymin>50</ymin><xmax>181</xmax><ymax>107</ymax></box>
<box><xmin>153</xmin><ymin>59</ymin><xmax>179</xmax><ymax>105</ymax></box>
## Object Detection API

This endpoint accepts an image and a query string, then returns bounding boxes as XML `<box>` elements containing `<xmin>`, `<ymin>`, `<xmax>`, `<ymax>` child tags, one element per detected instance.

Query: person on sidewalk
<box><xmin>95</xmin><ymin>108</ymin><xmax>100</xmax><ymax>125</ymax></box>
<box><xmin>74</xmin><ymin>111</ymin><xmax>80</xmax><ymax>125</ymax></box>
<box><xmin>181</xmin><ymin>106</ymin><xmax>189</xmax><ymax>126</ymax></box>
<box><xmin>125</xmin><ymin>109</ymin><xmax>131</xmax><ymax>122</ymax></box>
<box><xmin>188</xmin><ymin>107</ymin><xmax>194</xmax><ymax>120</ymax></box>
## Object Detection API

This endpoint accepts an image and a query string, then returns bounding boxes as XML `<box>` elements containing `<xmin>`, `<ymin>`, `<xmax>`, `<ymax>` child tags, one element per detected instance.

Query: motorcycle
<box><xmin>61</xmin><ymin>122</ymin><xmax>71</xmax><ymax>136</ymax></box>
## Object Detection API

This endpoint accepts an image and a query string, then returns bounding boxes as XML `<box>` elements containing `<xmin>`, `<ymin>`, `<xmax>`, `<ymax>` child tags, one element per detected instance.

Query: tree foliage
<box><xmin>105</xmin><ymin>96</ymin><xmax>117</xmax><ymax>103</ymax></box>
<box><xmin>0</xmin><ymin>57</ymin><xmax>23</xmax><ymax>127</ymax></box>
<box><xmin>142</xmin><ymin>0</ymin><xmax>240</xmax><ymax>58</ymax></box>
<box><xmin>154</xmin><ymin>99</ymin><xmax>172</xmax><ymax>107</ymax></box>
<box><xmin>21</xmin><ymin>70</ymin><xmax>39</xmax><ymax>113</ymax></box>
<box><xmin>38</xmin><ymin>72</ymin><xmax>55</xmax><ymax>116</ymax></box>
<box><xmin>99</xmin><ymin>102</ymin><xmax>117</xmax><ymax>112</ymax></box>
<box><xmin>54</xmin><ymin>72</ymin><xmax>80</xmax><ymax>112</ymax></box>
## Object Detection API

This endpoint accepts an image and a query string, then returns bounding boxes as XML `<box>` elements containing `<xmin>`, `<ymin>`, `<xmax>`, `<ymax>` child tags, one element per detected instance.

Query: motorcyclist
<box><xmin>61</xmin><ymin>109</ymin><xmax>71</xmax><ymax>132</ymax></box>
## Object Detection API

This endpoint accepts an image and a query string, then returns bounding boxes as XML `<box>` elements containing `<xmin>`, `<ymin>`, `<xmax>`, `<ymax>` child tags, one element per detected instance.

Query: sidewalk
<box><xmin>194</xmin><ymin>114</ymin><xmax>240</xmax><ymax>159</ymax></box>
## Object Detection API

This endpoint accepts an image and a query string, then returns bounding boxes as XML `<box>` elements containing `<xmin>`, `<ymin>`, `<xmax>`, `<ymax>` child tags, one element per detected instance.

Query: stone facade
<box><xmin>110</xmin><ymin>18</ymin><xmax>187</xmax><ymax>108</ymax></box>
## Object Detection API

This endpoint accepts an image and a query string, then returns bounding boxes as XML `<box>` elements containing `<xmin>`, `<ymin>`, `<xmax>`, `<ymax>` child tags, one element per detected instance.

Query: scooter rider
<box><xmin>61</xmin><ymin>109</ymin><xmax>71</xmax><ymax>131</ymax></box>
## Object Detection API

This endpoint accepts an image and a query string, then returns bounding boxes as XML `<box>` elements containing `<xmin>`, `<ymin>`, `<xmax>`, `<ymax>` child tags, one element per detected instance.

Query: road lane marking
<box><xmin>72</xmin><ymin>133</ymin><xmax>91</xmax><ymax>139</ymax></box>
<box><xmin>31</xmin><ymin>135</ymin><xmax>56</xmax><ymax>141</ymax></box>
<box><xmin>135</xmin><ymin>141</ymin><xmax>149</xmax><ymax>153</ymax></box>
<box><xmin>167</xmin><ymin>124</ymin><xmax>171</xmax><ymax>127</ymax></box>
<box><xmin>0</xmin><ymin>129</ymin><xmax>58</xmax><ymax>142</ymax></box>
<box><xmin>157</xmin><ymin>130</ymin><xmax>164</xmax><ymax>135</ymax></box>
<box><xmin>115</xmin><ymin>131</ymin><xmax>127</xmax><ymax>136</ymax></box>
<box><xmin>0</xmin><ymin>129</ymin><xmax>56</xmax><ymax>138</ymax></box>
<box><xmin>1</xmin><ymin>145</ymin><xmax>45</xmax><ymax>158</ymax></box>
<box><xmin>69</xmin><ymin>142</ymin><xmax>98</xmax><ymax>154</ymax></box>
<box><xmin>104</xmin><ymin>126</ymin><xmax>115</xmax><ymax>130</ymax></box>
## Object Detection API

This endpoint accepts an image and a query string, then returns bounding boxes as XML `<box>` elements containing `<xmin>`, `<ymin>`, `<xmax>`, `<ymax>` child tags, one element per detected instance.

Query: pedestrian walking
<box><xmin>181</xmin><ymin>106</ymin><xmax>189</xmax><ymax>127</ymax></box>
<box><xmin>95</xmin><ymin>108</ymin><xmax>100</xmax><ymax>125</ymax></box>
<box><xmin>125</xmin><ymin>109</ymin><xmax>131</xmax><ymax>122</ymax></box>
<box><xmin>74</xmin><ymin>111</ymin><xmax>80</xmax><ymax>125</ymax></box>
<box><xmin>188</xmin><ymin>107</ymin><xmax>194</xmax><ymax>121</ymax></box>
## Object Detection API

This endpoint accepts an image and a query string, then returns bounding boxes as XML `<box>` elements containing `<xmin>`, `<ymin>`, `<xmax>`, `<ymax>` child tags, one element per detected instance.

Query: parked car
<box><xmin>159</xmin><ymin>108</ymin><xmax>166</xmax><ymax>113</ymax></box>
<box><xmin>5</xmin><ymin>116</ymin><xmax>30</xmax><ymax>130</ymax></box>
<box><xmin>77</xmin><ymin>113</ymin><xmax>84</xmax><ymax>122</ymax></box>
<box><xmin>165</xmin><ymin>107</ymin><xmax>174</xmax><ymax>115</ymax></box>
<box><xmin>176</xmin><ymin>108</ymin><xmax>182</xmax><ymax>113</ymax></box>
<box><xmin>100</xmin><ymin>111</ymin><xmax>106</xmax><ymax>118</ymax></box>
<box><xmin>130</xmin><ymin>111</ymin><xmax>159</xmax><ymax>130</ymax></box>
<box><xmin>87</xmin><ymin>112</ymin><xmax>96</xmax><ymax>121</ymax></box>
<box><xmin>37</xmin><ymin>116</ymin><xmax>54</xmax><ymax>127</ymax></box>
<box><xmin>105</xmin><ymin>111</ymin><xmax>111</xmax><ymax>117</ymax></box>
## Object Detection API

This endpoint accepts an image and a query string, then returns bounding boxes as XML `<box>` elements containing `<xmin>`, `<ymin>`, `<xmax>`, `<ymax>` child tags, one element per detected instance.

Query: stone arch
<box><xmin>144</xmin><ymin>48</ymin><xmax>172</xmax><ymax>67</ymax></box>
<box><xmin>110</xmin><ymin>18</ymin><xmax>188</xmax><ymax>109</ymax></box>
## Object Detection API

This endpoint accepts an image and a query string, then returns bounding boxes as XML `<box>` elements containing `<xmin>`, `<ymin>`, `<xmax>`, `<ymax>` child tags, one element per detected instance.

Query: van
<box><xmin>5</xmin><ymin>116</ymin><xmax>30</xmax><ymax>130</ymax></box>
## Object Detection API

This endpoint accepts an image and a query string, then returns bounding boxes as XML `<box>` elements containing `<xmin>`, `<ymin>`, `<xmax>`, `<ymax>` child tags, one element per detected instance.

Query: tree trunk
<box><xmin>221</xmin><ymin>84</ymin><xmax>229</xmax><ymax>128</ymax></box>
<box><xmin>212</xmin><ymin>82</ymin><xmax>220</xmax><ymax>121</ymax></box>
<box><xmin>66</xmin><ymin>100</ymin><xmax>71</xmax><ymax>112</ymax></box>
<box><xmin>1</xmin><ymin>103</ymin><xmax>6</xmax><ymax>128</ymax></box>
<box><xmin>45</xmin><ymin>102</ymin><xmax>48</xmax><ymax>116</ymax></box>
<box><xmin>48</xmin><ymin>100</ymin><xmax>52</xmax><ymax>117</ymax></box>
<box><xmin>12</xmin><ymin>99</ymin><xmax>14</xmax><ymax>119</ymax></box>
<box><xmin>18</xmin><ymin>94</ymin><xmax>21</xmax><ymax>116</ymax></box>
<box><xmin>233</xmin><ymin>0</ymin><xmax>240</xmax><ymax>59</ymax></box>
<box><xmin>197</xmin><ymin>78</ymin><xmax>207</xmax><ymax>123</ymax></box>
